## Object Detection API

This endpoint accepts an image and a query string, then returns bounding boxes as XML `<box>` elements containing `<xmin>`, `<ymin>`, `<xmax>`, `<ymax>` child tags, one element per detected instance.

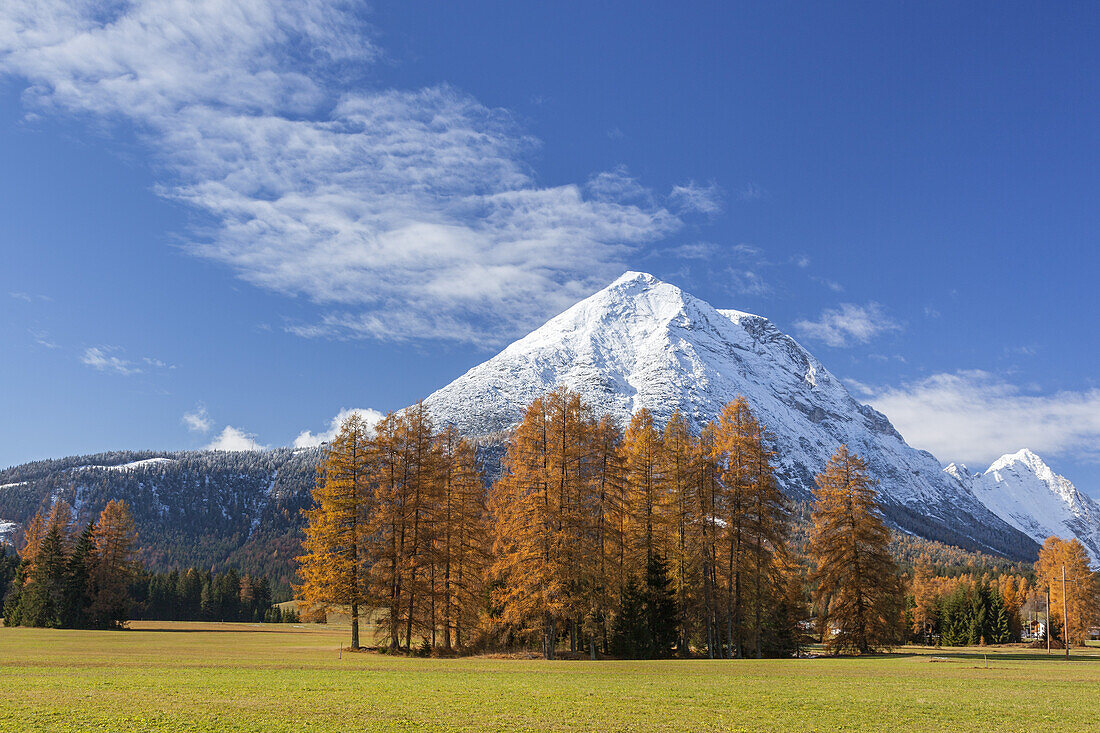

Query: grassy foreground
<box><xmin>2</xmin><ymin>622</ymin><xmax>1098</xmax><ymax>732</ymax></box>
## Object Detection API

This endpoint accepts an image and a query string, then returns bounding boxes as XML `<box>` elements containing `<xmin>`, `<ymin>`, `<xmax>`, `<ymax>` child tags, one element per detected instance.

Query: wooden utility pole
<box><xmin>1046</xmin><ymin>586</ymin><xmax>1051</xmax><ymax>655</ymax></box>
<box><xmin>1062</xmin><ymin>563</ymin><xmax>1071</xmax><ymax>661</ymax></box>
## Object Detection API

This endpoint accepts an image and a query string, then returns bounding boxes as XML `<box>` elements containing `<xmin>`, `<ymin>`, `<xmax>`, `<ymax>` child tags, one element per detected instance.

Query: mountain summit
<box><xmin>951</xmin><ymin>450</ymin><xmax>1100</xmax><ymax>565</ymax></box>
<box><xmin>425</xmin><ymin>271</ymin><xmax>1036</xmax><ymax>559</ymax></box>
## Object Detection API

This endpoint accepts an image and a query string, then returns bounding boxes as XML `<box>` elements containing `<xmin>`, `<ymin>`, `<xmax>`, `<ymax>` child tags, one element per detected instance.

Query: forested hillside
<box><xmin>0</xmin><ymin>448</ymin><xmax>323</xmax><ymax>595</ymax></box>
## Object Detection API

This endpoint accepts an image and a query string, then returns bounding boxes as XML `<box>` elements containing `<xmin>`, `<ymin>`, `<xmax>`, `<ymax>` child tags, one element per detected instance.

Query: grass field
<box><xmin>2</xmin><ymin>622</ymin><xmax>1099</xmax><ymax>732</ymax></box>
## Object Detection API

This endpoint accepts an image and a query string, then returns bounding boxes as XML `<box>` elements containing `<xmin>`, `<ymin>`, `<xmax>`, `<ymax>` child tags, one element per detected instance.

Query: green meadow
<box><xmin>2</xmin><ymin>621</ymin><xmax>1098</xmax><ymax>733</ymax></box>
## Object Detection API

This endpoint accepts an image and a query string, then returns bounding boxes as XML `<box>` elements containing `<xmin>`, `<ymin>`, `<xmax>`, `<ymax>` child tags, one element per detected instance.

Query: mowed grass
<box><xmin>2</xmin><ymin>622</ymin><xmax>1099</xmax><ymax>732</ymax></box>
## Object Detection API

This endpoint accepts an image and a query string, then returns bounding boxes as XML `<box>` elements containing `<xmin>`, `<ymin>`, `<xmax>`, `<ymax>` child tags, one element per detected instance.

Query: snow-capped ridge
<box><xmin>425</xmin><ymin>270</ymin><xmax>1037</xmax><ymax>559</ymax></box>
<box><xmin>952</xmin><ymin>449</ymin><xmax>1100</xmax><ymax>566</ymax></box>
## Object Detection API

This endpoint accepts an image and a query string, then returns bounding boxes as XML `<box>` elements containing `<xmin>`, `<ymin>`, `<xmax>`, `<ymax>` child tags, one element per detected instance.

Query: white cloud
<box><xmin>811</xmin><ymin>276</ymin><xmax>845</xmax><ymax>293</ymax></box>
<box><xmin>28</xmin><ymin>329</ymin><xmax>60</xmax><ymax>349</ymax></box>
<box><xmin>736</xmin><ymin>183</ymin><xmax>766</xmax><ymax>201</ymax></box>
<box><xmin>10</xmin><ymin>291</ymin><xmax>50</xmax><ymax>302</ymax></box>
<box><xmin>794</xmin><ymin>303</ymin><xmax>901</xmax><ymax>347</ymax></box>
<box><xmin>0</xmin><ymin>0</ymin><xmax>691</xmax><ymax>346</ymax></box>
<box><xmin>79</xmin><ymin>345</ymin><xmax>170</xmax><ymax>375</ymax></box>
<box><xmin>666</xmin><ymin>242</ymin><xmax>718</xmax><ymax>260</ymax></box>
<box><xmin>725</xmin><ymin>268</ymin><xmax>769</xmax><ymax>297</ymax></box>
<box><xmin>854</xmin><ymin>371</ymin><xmax>1100</xmax><ymax>467</ymax></box>
<box><xmin>293</xmin><ymin>407</ymin><xmax>384</xmax><ymax>448</ymax></box>
<box><xmin>182</xmin><ymin>405</ymin><xmax>212</xmax><ymax>433</ymax></box>
<box><xmin>669</xmin><ymin>181</ymin><xmax>723</xmax><ymax>215</ymax></box>
<box><xmin>80</xmin><ymin>346</ymin><xmax>140</xmax><ymax>375</ymax></box>
<box><xmin>206</xmin><ymin>425</ymin><xmax>264</xmax><ymax>451</ymax></box>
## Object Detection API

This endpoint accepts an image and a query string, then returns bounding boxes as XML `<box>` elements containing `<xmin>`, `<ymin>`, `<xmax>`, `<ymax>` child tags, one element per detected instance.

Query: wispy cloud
<box><xmin>28</xmin><ymin>329</ymin><xmax>60</xmax><ymax>349</ymax></box>
<box><xmin>736</xmin><ymin>183</ymin><xmax>766</xmax><ymax>201</ymax></box>
<box><xmin>851</xmin><ymin>371</ymin><xmax>1100</xmax><ymax>467</ymax></box>
<box><xmin>79</xmin><ymin>345</ymin><xmax>171</xmax><ymax>375</ymax></box>
<box><xmin>669</xmin><ymin>181</ymin><xmax>723</xmax><ymax>216</ymax></box>
<box><xmin>182</xmin><ymin>405</ymin><xmax>212</xmax><ymax>433</ymax></box>
<box><xmin>80</xmin><ymin>346</ymin><xmax>140</xmax><ymax>376</ymax></box>
<box><xmin>0</xmin><ymin>0</ymin><xmax>697</xmax><ymax>346</ymax></box>
<box><xmin>811</xmin><ymin>276</ymin><xmax>845</xmax><ymax>293</ymax></box>
<box><xmin>724</xmin><ymin>267</ymin><xmax>769</xmax><ymax>297</ymax></box>
<box><xmin>794</xmin><ymin>303</ymin><xmax>901</xmax><ymax>347</ymax></box>
<box><xmin>293</xmin><ymin>407</ymin><xmax>384</xmax><ymax>448</ymax></box>
<box><xmin>665</xmin><ymin>242</ymin><xmax>718</xmax><ymax>260</ymax></box>
<box><xmin>206</xmin><ymin>425</ymin><xmax>264</xmax><ymax>452</ymax></box>
<box><xmin>9</xmin><ymin>292</ymin><xmax>50</xmax><ymax>302</ymax></box>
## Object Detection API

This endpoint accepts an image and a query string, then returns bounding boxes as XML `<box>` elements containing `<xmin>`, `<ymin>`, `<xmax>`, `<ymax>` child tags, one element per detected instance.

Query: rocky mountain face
<box><xmin>947</xmin><ymin>450</ymin><xmax>1100</xmax><ymax>566</ymax></box>
<box><xmin>425</xmin><ymin>271</ymin><xmax>1038</xmax><ymax>560</ymax></box>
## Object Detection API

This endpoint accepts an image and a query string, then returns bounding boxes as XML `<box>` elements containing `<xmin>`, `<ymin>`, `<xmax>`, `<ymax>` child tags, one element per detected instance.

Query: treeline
<box><xmin>3</xmin><ymin>500</ymin><xmax>296</xmax><ymax>628</ymax></box>
<box><xmin>129</xmin><ymin>567</ymin><xmax>298</xmax><ymax>623</ymax></box>
<box><xmin>0</xmin><ymin>447</ymin><xmax>322</xmax><ymax>596</ymax></box>
<box><xmin>4</xmin><ymin>500</ymin><xmax>138</xmax><ymax>629</ymax></box>
<box><xmin>910</xmin><ymin>569</ymin><xmax>1027</xmax><ymax>645</ymax></box>
<box><xmin>298</xmin><ymin>389</ymin><xmax>907</xmax><ymax>657</ymax></box>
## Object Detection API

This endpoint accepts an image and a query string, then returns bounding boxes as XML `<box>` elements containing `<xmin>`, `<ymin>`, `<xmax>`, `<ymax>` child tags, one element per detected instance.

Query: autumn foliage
<box><xmin>1035</xmin><ymin>536</ymin><xmax>1099</xmax><ymax>646</ymax></box>
<box><xmin>295</xmin><ymin>404</ymin><xmax>489</xmax><ymax>652</ymax></box>
<box><xmin>808</xmin><ymin>445</ymin><xmax>905</xmax><ymax>653</ymax></box>
<box><xmin>4</xmin><ymin>499</ymin><xmax>139</xmax><ymax>629</ymax></box>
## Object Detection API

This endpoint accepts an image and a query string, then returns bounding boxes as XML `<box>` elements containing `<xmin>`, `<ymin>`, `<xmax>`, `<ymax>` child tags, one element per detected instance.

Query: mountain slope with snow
<box><xmin>425</xmin><ymin>271</ymin><xmax>1038</xmax><ymax>559</ymax></box>
<box><xmin>949</xmin><ymin>450</ymin><xmax>1100</xmax><ymax>565</ymax></box>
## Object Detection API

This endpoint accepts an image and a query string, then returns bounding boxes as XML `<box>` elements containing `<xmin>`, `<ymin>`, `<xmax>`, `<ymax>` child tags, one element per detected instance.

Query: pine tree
<box><xmin>609</xmin><ymin>572</ymin><xmax>647</xmax><ymax>658</ymax></box>
<box><xmin>61</xmin><ymin>521</ymin><xmax>95</xmax><ymax>628</ymax></box>
<box><xmin>643</xmin><ymin>554</ymin><xmax>679</xmax><ymax>658</ymax></box>
<box><xmin>809</xmin><ymin>445</ymin><xmax>904</xmax><ymax>654</ymax></box>
<box><xmin>988</xmin><ymin>588</ymin><xmax>1012</xmax><ymax>644</ymax></box>
<box><xmin>22</xmin><ymin>525</ymin><xmax>67</xmax><ymax>627</ymax></box>
<box><xmin>295</xmin><ymin>413</ymin><xmax>374</xmax><ymax>649</ymax></box>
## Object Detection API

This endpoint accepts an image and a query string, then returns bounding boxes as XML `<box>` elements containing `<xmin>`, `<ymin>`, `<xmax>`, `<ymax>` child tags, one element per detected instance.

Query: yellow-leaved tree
<box><xmin>1035</xmin><ymin>536</ymin><xmax>1098</xmax><ymax>646</ymax></box>
<box><xmin>89</xmin><ymin>499</ymin><xmax>138</xmax><ymax>629</ymax></box>
<box><xmin>809</xmin><ymin>444</ymin><xmax>904</xmax><ymax>654</ymax></box>
<box><xmin>490</xmin><ymin>388</ymin><xmax>596</xmax><ymax>658</ymax></box>
<box><xmin>296</xmin><ymin>412</ymin><xmax>373</xmax><ymax>649</ymax></box>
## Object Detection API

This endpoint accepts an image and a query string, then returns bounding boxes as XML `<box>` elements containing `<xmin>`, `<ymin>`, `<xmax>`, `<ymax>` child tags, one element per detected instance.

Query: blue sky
<box><xmin>1</xmin><ymin>1</ymin><xmax>1098</xmax><ymax>495</ymax></box>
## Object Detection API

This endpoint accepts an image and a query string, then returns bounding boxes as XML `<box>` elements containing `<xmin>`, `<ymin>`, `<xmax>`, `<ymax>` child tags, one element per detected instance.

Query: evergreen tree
<box><xmin>60</xmin><ymin>521</ymin><xmax>95</xmax><ymax>628</ymax></box>
<box><xmin>609</xmin><ymin>573</ymin><xmax>647</xmax><ymax>658</ymax></box>
<box><xmin>989</xmin><ymin>589</ymin><xmax>1012</xmax><ymax>644</ymax></box>
<box><xmin>643</xmin><ymin>554</ymin><xmax>679</xmax><ymax>658</ymax></box>
<box><xmin>22</xmin><ymin>525</ymin><xmax>67</xmax><ymax>627</ymax></box>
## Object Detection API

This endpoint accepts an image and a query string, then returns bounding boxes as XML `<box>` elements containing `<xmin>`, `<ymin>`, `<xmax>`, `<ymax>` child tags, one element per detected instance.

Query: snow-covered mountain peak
<box><xmin>957</xmin><ymin>450</ymin><xmax>1100</xmax><ymax>565</ymax></box>
<box><xmin>424</xmin><ymin>271</ymin><xmax>1036</xmax><ymax>559</ymax></box>
<box><xmin>988</xmin><ymin>448</ymin><xmax>1050</xmax><ymax>477</ymax></box>
<box><xmin>944</xmin><ymin>463</ymin><xmax>972</xmax><ymax>481</ymax></box>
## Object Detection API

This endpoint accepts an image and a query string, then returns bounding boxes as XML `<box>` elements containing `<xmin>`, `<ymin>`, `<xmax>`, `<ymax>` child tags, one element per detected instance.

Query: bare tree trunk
<box><xmin>350</xmin><ymin>601</ymin><xmax>360</xmax><ymax>650</ymax></box>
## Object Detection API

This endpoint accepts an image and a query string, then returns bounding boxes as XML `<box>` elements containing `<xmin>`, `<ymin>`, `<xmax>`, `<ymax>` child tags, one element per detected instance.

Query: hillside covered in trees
<box><xmin>0</xmin><ymin>448</ymin><xmax>323</xmax><ymax>595</ymax></box>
